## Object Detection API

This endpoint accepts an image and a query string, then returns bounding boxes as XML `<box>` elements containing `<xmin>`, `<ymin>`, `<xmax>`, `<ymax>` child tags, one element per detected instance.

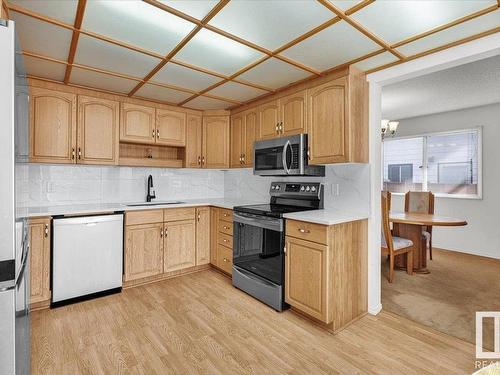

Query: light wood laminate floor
<box><xmin>31</xmin><ymin>270</ymin><xmax>476</xmax><ymax>374</ymax></box>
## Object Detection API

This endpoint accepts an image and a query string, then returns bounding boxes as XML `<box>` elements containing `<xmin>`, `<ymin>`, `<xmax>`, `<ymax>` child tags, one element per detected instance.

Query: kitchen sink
<box><xmin>125</xmin><ymin>201</ymin><xmax>185</xmax><ymax>207</ymax></box>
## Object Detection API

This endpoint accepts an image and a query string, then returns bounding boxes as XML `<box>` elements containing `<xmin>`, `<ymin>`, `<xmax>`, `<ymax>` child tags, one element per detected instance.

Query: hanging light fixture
<box><xmin>381</xmin><ymin>119</ymin><xmax>399</xmax><ymax>139</ymax></box>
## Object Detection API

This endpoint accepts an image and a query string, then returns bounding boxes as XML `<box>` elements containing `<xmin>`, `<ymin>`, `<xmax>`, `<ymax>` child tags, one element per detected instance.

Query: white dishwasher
<box><xmin>52</xmin><ymin>213</ymin><xmax>123</xmax><ymax>305</ymax></box>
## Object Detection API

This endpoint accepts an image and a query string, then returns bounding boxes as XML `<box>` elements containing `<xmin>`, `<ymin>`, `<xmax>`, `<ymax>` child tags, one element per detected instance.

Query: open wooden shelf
<box><xmin>119</xmin><ymin>143</ymin><xmax>185</xmax><ymax>168</ymax></box>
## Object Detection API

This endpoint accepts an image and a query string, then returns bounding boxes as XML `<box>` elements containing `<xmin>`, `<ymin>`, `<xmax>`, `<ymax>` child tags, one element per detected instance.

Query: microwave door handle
<box><xmin>282</xmin><ymin>140</ymin><xmax>292</xmax><ymax>174</ymax></box>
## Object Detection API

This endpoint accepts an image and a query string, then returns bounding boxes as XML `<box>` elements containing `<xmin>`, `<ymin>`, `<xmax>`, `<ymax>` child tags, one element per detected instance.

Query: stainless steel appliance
<box><xmin>253</xmin><ymin>134</ymin><xmax>325</xmax><ymax>176</ymax></box>
<box><xmin>52</xmin><ymin>214</ymin><xmax>124</xmax><ymax>306</ymax></box>
<box><xmin>232</xmin><ymin>182</ymin><xmax>323</xmax><ymax>311</ymax></box>
<box><xmin>0</xmin><ymin>19</ymin><xmax>30</xmax><ymax>375</ymax></box>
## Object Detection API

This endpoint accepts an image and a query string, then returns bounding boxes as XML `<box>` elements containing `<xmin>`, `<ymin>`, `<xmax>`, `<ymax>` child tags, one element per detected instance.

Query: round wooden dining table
<box><xmin>389</xmin><ymin>212</ymin><xmax>467</xmax><ymax>273</ymax></box>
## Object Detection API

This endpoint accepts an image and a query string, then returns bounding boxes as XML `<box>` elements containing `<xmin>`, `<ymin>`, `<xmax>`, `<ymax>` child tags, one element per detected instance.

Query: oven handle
<box><xmin>282</xmin><ymin>140</ymin><xmax>292</xmax><ymax>175</ymax></box>
<box><xmin>233</xmin><ymin>212</ymin><xmax>283</xmax><ymax>232</ymax></box>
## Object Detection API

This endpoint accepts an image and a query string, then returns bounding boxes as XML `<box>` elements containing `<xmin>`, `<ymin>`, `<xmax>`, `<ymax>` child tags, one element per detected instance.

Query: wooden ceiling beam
<box><xmin>63</xmin><ymin>0</ymin><xmax>86</xmax><ymax>84</ymax></box>
<box><xmin>317</xmin><ymin>0</ymin><xmax>405</xmax><ymax>60</ymax></box>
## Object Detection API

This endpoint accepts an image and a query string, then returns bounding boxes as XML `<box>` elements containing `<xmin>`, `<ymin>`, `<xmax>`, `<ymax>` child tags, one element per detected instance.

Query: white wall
<box><xmin>390</xmin><ymin>103</ymin><xmax>500</xmax><ymax>259</ymax></box>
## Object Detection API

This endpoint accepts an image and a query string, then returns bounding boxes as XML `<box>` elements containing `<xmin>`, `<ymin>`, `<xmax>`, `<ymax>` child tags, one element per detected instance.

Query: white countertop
<box><xmin>23</xmin><ymin>200</ymin><xmax>368</xmax><ymax>225</ymax></box>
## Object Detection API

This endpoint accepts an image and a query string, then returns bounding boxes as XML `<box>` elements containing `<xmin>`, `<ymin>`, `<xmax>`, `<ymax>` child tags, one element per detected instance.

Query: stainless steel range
<box><xmin>232</xmin><ymin>182</ymin><xmax>324</xmax><ymax>311</ymax></box>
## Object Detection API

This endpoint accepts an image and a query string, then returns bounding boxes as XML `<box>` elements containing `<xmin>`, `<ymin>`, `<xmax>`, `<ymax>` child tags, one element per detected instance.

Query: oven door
<box><xmin>233</xmin><ymin>212</ymin><xmax>284</xmax><ymax>285</ymax></box>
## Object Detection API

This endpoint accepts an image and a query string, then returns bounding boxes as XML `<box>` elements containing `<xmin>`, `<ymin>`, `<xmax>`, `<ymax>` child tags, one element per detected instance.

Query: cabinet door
<box><xmin>210</xmin><ymin>208</ymin><xmax>218</xmax><ymax>265</ymax></box>
<box><xmin>280</xmin><ymin>90</ymin><xmax>307</xmax><ymax>136</ymax></box>
<box><xmin>185</xmin><ymin>114</ymin><xmax>202</xmax><ymax>168</ymax></box>
<box><xmin>120</xmin><ymin>103</ymin><xmax>156</xmax><ymax>144</ymax></box>
<box><xmin>29</xmin><ymin>218</ymin><xmax>51</xmax><ymax>306</ymax></box>
<box><xmin>156</xmin><ymin>109</ymin><xmax>186</xmax><ymax>146</ymax></box>
<box><xmin>77</xmin><ymin>95</ymin><xmax>119</xmax><ymax>165</ymax></box>
<box><xmin>164</xmin><ymin>220</ymin><xmax>196</xmax><ymax>272</ymax></box>
<box><xmin>202</xmin><ymin>116</ymin><xmax>230</xmax><ymax>169</ymax></box>
<box><xmin>230</xmin><ymin>113</ymin><xmax>244</xmax><ymax>168</ymax></box>
<box><xmin>124</xmin><ymin>223</ymin><xmax>163</xmax><ymax>281</ymax></box>
<box><xmin>196</xmin><ymin>207</ymin><xmax>210</xmax><ymax>265</ymax></box>
<box><xmin>29</xmin><ymin>87</ymin><xmax>76</xmax><ymax>163</ymax></box>
<box><xmin>243</xmin><ymin>108</ymin><xmax>258</xmax><ymax>167</ymax></box>
<box><xmin>307</xmin><ymin>78</ymin><xmax>348</xmax><ymax>164</ymax></box>
<box><xmin>258</xmin><ymin>100</ymin><xmax>279</xmax><ymax>140</ymax></box>
<box><xmin>285</xmin><ymin>236</ymin><xmax>330</xmax><ymax>323</ymax></box>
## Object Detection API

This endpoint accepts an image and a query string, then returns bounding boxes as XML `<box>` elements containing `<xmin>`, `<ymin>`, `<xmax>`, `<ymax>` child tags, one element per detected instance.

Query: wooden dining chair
<box><xmin>381</xmin><ymin>193</ymin><xmax>413</xmax><ymax>283</ymax></box>
<box><xmin>405</xmin><ymin>191</ymin><xmax>435</xmax><ymax>259</ymax></box>
<box><xmin>382</xmin><ymin>191</ymin><xmax>392</xmax><ymax>211</ymax></box>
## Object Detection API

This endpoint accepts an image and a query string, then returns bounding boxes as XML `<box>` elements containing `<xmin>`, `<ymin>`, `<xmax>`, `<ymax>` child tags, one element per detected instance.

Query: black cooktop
<box><xmin>233</xmin><ymin>204</ymin><xmax>317</xmax><ymax>218</ymax></box>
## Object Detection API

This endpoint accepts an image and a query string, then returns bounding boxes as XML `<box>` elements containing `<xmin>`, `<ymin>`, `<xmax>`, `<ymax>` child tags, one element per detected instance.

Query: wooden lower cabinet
<box><xmin>210</xmin><ymin>207</ymin><xmax>233</xmax><ymax>275</ymax></box>
<box><xmin>216</xmin><ymin>245</ymin><xmax>233</xmax><ymax>275</ymax></box>
<box><xmin>196</xmin><ymin>207</ymin><xmax>210</xmax><ymax>265</ymax></box>
<box><xmin>210</xmin><ymin>208</ymin><xmax>219</xmax><ymax>265</ymax></box>
<box><xmin>164</xmin><ymin>219</ymin><xmax>196</xmax><ymax>272</ymax></box>
<box><xmin>29</xmin><ymin>217</ymin><xmax>51</xmax><ymax>308</ymax></box>
<box><xmin>285</xmin><ymin>219</ymin><xmax>368</xmax><ymax>332</ymax></box>
<box><xmin>124</xmin><ymin>222</ymin><xmax>164</xmax><ymax>282</ymax></box>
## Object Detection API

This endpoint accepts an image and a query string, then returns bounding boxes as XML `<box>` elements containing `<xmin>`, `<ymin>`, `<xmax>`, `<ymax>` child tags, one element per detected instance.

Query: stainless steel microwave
<box><xmin>253</xmin><ymin>134</ymin><xmax>325</xmax><ymax>176</ymax></box>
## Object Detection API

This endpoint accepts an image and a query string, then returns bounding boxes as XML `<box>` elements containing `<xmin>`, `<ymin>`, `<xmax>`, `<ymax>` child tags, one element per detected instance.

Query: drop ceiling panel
<box><xmin>330</xmin><ymin>0</ymin><xmax>364</xmax><ymax>11</ymax></box>
<box><xmin>208</xmin><ymin>1</ymin><xmax>333</xmax><ymax>50</ymax></box>
<box><xmin>238</xmin><ymin>57</ymin><xmax>311</xmax><ymax>89</ymax></box>
<box><xmin>10</xmin><ymin>11</ymin><xmax>72</xmax><ymax>60</ymax></box>
<box><xmin>353</xmin><ymin>51</ymin><xmax>399</xmax><ymax>72</ymax></box>
<box><xmin>135</xmin><ymin>83</ymin><xmax>193</xmax><ymax>104</ymax></box>
<box><xmin>158</xmin><ymin>0</ymin><xmax>219</xmax><ymax>20</ymax></box>
<box><xmin>74</xmin><ymin>34</ymin><xmax>161</xmax><ymax>78</ymax></box>
<box><xmin>207</xmin><ymin>81</ymin><xmax>267</xmax><ymax>102</ymax></box>
<box><xmin>281</xmin><ymin>21</ymin><xmax>380</xmax><ymax>71</ymax></box>
<box><xmin>9</xmin><ymin>0</ymin><xmax>78</xmax><ymax>24</ymax></box>
<box><xmin>396</xmin><ymin>9</ymin><xmax>500</xmax><ymax>56</ymax></box>
<box><xmin>23</xmin><ymin>55</ymin><xmax>66</xmax><ymax>81</ymax></box>
<box><xmin>351</xmin><ymin>0</ymin><xmax>497</xmax><ymax>44</ymax></box>
<box><xmin>151</xmin><ymin>62</ymin><xmax>223</xmax><ymax>92</ymax></box>
<box><xmin>184</xmin><ymin>96</ymin><xmax>232</xmax><ymax>110</ymax></box>
<box><xmin>174</xmin><ymin>29</ymin><xmax>264</xmax><ymax>76</ymax></box>
<box><xmin>70</xmin><ymin>67</ymin><xmax>138</xmax><ymax>94</ymax></box>
<box><xmin>82</xmin><ymin>1</ymin><xmax>195</xmax><ymax>56</ymax></box>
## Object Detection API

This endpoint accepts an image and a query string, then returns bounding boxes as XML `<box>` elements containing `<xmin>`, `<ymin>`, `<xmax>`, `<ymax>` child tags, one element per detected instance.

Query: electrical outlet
<box><xmin>46</xmin><ymin>181</ymin><xmax>55</xmax><ymax>193</ymax></box>
<box><xmin>331</xmin><ymin>183</ymin><xmax>340</xmax><ymax>196</ymax></box>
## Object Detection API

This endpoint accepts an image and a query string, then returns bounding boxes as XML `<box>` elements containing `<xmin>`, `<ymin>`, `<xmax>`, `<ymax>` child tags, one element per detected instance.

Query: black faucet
<box><xmin>146</xmin><ymin>175</ymin><xmax>156</xmax><ymax>202</ymax></box>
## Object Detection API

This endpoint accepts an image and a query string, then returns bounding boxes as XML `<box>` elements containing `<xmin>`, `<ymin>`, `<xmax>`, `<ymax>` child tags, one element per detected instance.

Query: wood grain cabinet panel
<box><xmin>280</xmin><ymin>90</ymin><xmax>307</xmax><ymax>137</ymax></box>
<box><xmin>185</xmin><ymin>114</ymin><xmax>202</xmax><ymax>168</ymax></box>
<box><xmin>307</xmin><ymin>77</ymin><xmax>348</xmax><ymax>164</ymax></box>
<box><xmin>77</xmin><ymin>95</ymin><xmax>119</xmax><ymax>165</ymax></box>
<box><xmin>243</xmin><ymin>108</ymin><xmax>258</xmax><ymax>167</ymax></box>
<box><xmin>29</xmin><ymin>87</ymin><xmax>76</xmax><ymax>163</ymax></box>
<box><xmin>258</xmin><ymin>100</ymin><xmax>279</xmax><ymax>140</ymax></box>
<box><xmin>29</xmin><ymin>217</ymin><xmax>51</xmax><ymax>307</ymax></box>
<box><xmin>285</xmin><ymin>236</ymin><xmax>329</xmax><ymax>322</ymax></box>
<box><xmin>202</xmin><ymin>116</ymin><xmax>229</xmax><ymax>169</ymax></box>
<box><xmin>124</xmin><ymin>223</ymin><xmax>164</xmax><ymax>282</ymax></box>
<box><xmin>164</xmin><ymin>220</ymin><xmax>196</xmax><ymax>272</ymax></box>
<box><xmin>120</xmin><ymin>103</ymin><xmax>156</xmax><ymax>145</ymax></box>
<box><xmin>216</xmin><ymin>245</ymin><xmax>233</xmax><ymax>275</ymax></box>
<box><xmin>210</xmin><ymin>208</ymin><xmax>219</xmax><ymax>265</ymax></box>
<box><xmin>156</xmin><ymin>109</ymin><xmax>186</xmax><ymax>146</ymax></box>
<box><xmin>230</xmin><ymin>113</ymin><xmax>244</xmax><ymax>168</ymax></box>
<box><xmin>195</xmin><ymin>207</ymin><xmax>210</xmax><ymax>266</ymax></box>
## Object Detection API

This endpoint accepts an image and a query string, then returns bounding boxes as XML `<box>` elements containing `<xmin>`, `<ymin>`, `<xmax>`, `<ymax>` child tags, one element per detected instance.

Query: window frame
<box><xmin>382</xmin><ymin>127</ymin><xmax>483</xmax><ymax>200</ymax></box>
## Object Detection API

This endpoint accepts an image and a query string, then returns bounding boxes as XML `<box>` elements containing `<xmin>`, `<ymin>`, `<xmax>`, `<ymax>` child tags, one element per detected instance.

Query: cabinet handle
<box><xmin>71</xmin><ymin>148</ymin><xmax>75</xmax><ymax>160</ymax></box>
<box><xmin>197</xmin><ymin>213</ymin><xmax>200</xmax><ymax>222</ymax></box>
<box><xmin>223</xmin><ymin>258</ymin><xmax>228</xmax><ymax>263</ymax></box>
<box><xmin>164</xmin><ymin>228</ymin><xmax>168</xmax><ymax>237</ymax></box>
<box><xmin>283</xmin><ymin>246</ymin><xmax>287</xmax><ymax>255</ymax></box>
<box><xmin>202</xmin><ymin>156</ymin><xmax>205</xmax><ymax>165</ymax></box>
<box><xmin>223</xmin><ymin>225</ymin><xmax>229</xmax><ymax>230</ymax></box>
<box><xmin>279</xmin><ymin>122</ymin><xmax>283</xmax><ymax>133</ymax></box>
<box><xmin>156</xmin><ymin>129</ymin><xmax>160</xmax><ymax>139</ymax></box>
<box><xmin>160</xmin><ymin>229</ymin><xmax>163</xmax><ymax>238</ymax></box>
<box><xmin>78</xmin><ymin>147</ymin><xmax>82</xmax><ymax>160</ymax></box>
<box><xmin>307</xmin><ymin>146</ymin><xmax>311</xmax><ymax>160</ymax></box>
<box><xmin>223</xmin><ymin>239</ymin><xmax>228</xmax><ymax>243</ymax></box>
<box><xmin>276</xmin><ymin>123</ymin><xmax>279</xmax><ymax>134</ymax></box>
<box><xmin>44</xmin><ymin>224</ymin><xmax>49</xmax><ymax>238</ymax></box>
<box><xmin>242</xmin><ymin>153</ymin><xmax>245</xmax><ymax>164</ymax></box>
<box><xmin>223</xmin><ymin>213</ymin><xmax>229</xmax><ymax>217</ymax></box>
<box><xmin>152</xmin><ymin>129</ymin><xmax>155</xmax><ymax>139</ymax></box>
<box><xmin>198</xmin><ymin>156</ymin><xmax>201</xmax><ymax>165</ymax></box>
<box><xmin>298</xmin><ymin>228</ymin><xmax>310</xmax><ymax>234</ymax></box>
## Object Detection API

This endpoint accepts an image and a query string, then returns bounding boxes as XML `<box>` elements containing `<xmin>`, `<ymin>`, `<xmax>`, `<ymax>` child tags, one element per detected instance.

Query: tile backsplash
<box><xmin>25</xmin><ymin>163</ymin><xmax>370</xmax><ymax>215</ymax></box>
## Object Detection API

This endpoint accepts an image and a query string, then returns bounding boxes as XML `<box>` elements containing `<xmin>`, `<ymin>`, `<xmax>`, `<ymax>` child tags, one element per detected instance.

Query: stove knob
<box><xmin>305</xmin><ymin>186</ymin><xmax>310</xmax><ymax>192</ymax></box>
<box><xmin>300</xmin><ymin>186</ymin><xmax>305</xmax><ymax>192</ymax></box>
<box><xmin>311</xmin><ymin>186</ymin><xmax>317</xmax><ymax>192</ymax></box>
<box><xmin>275</xmin><ymin>185</ymin><xmax>280</xmax><ymax>190</ymax></box>
<box><xmin>272</xmin><ymin>186</ymin><xmax>276</xmax><ymax>190</ymax></box>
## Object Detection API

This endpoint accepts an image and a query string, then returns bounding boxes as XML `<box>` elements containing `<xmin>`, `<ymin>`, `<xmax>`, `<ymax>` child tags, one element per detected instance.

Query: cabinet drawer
<box><xmin>219</xmin><ymin>208</ymin><xmax>233</xmax><ymax>222</ymax></box>
<box><xmin>286</xmin><ymin>219</ymin><xmax>328</xmax><ymax>245</ymax></box>
<box><xmin>164</xmin><ymin>207</ymin><xmax>195</xmax><ymax>221</ymax></box>
<box><xmin>126</xmin><ymin>210</ymin><xmax>163</xmax><ymax>225</ymax></box>
<box><xmin>218</xmin><ymin>232</ymin><xmax>233</xmax><ymax>248</ymax></box>
<box><xmin>218</xmin><ymin>220</ymin><xmax>233</xmax><ymax>235</ymax></box>
<box><xmin>216</xmin><ymin>245</ymin><xmax>233</xmax><ymax>275</ymax></box>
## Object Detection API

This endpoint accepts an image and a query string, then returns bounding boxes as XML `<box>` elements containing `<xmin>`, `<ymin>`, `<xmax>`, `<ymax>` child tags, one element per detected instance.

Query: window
<box><xmin>382</xmin><ymin>128</ymin><xmax>481</xmax><ymax>198</ymax></box>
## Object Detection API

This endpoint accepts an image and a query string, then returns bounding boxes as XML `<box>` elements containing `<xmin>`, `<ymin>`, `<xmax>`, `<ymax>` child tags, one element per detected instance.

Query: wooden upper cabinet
<box><xmin>307</xmin><ymin>77</ymin><xmax>348</xmax><ymax>164</ymax></box>
<box><xmin>77</xmin><ymin>96</ymin><xmax>119</xmax><ymax>165</ymax></box>
<box><xmin>243</xmin><ymin>109</ymin><xmax>258</xmax><ymax>167</ymax></box>
<box><xmin>185</xmin><ymin>114</ymin><xmax>203</xmax><ymax>168</ymax></box>
<box><xmin>120</xmin><ymin>103</ymin><xmax>156</xmax><ymax>145</ymax></box>
<box><xmin>29</xmin><ymin>217</ymin><xmax>51</xmax><ymax>306</ymax></box>
<box><xmin>258</xmin><ymin>100</ymin><xmax>279</xmax><ymax>140</ymax></box>
<box><xmin>156</xmin><ymin>109</ymin><xmax>186</xmax><ymax>146</ymax></box>
<box><xmin>195</xmin><ymin>207</ymin><xmax>210</xmax><ymax>266</ymax></box>
<box><xmin>29</xmin><ymin>87</ymin><xmax>76</xmax><ymax>163</ymax></box>
<box><xmin>124</xmin><ymin>222</ymin><xmax>164</xmax><ymax>282</ymax></box>
<box><xmin>230</xmin><ymin>113</ymin><xmax>244</xmax><ymax>168</ymax></box>
<box><xmin>280</xmin><ymin>90</ymin><xmax>307</xmax><ymax>137</ymax></box>
<box><xmin>202</xmin><ymin>115</ymin><xmax>230</xmax><ymax>169</ymax></box>
<box><xmin>164</xmin><ymin>219</ymin><xmax>196</xmax><ymax>272</ymax></box>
